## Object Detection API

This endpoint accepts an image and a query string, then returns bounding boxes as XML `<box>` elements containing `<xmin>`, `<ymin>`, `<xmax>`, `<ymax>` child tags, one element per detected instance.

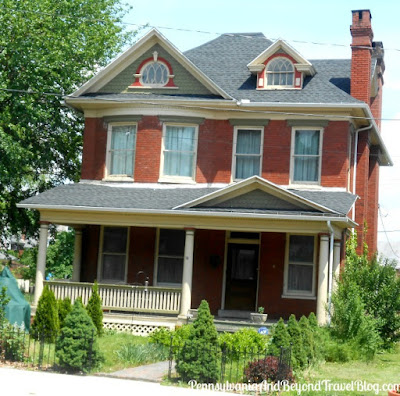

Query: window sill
<box><xmin>289</xmin><ymin>182</ymin><xmax>321</xmax><ymax>188</ymax></box>
<box><xmin>127</xmin><ymin>86</ymin><xmax>179</xmax><ymax>90</ymax></box>
<box><xmin>158</xmin><ymin>177</ymin><xmax>196</xmax><ymax>184</ymax></box>
<box><xmin>281</xmin><ymin>294</ymin><xmax>316</xmax><ymax>300</ymax></box>
<box><xmin>102</xmin><ymin>176</ymin><xmax>134</xmax><ymax>182</ymax></box>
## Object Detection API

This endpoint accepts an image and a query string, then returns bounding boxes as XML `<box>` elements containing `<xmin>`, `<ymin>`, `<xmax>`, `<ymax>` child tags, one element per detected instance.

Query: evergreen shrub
<box><xmin>269</xmin><ymin>318</ymin><xmax>290</xmax><ymax>357</ymax></box>
<box><xmin>56</xmin><ymin>299</ymin><xmax>103</xmax><ymax>372</ymax></box>
<box><xmin>86</xmin><ymin>281</ymin><xmax>103</xmax><ymax>336</ymax></box>
<box><xmin>287</xmin><ymin>314</ymin><xmax>307</xmax><ymax>368</ymax></box>
<box><xmin>176</xmin><ymin>300</ymin><xmax>219</xmax><ymax>383</ymax></box>
<box><xmin>57</xmin><ymin>297</ymin><xmax>72</xmax><ymax>329</ymax></box>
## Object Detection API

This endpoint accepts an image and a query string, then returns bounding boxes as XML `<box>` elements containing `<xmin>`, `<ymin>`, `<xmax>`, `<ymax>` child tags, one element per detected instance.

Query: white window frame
<box><xmin>283</xmin><ymin>233</ymin><xmax>317</xmax><ymax>299</ymax></box>
<box><xmin>139</xmin><ymin>60</ymin><xmax>170</xmax><ymax>88</ymax></box>
<box><xmin>290</xmin><ymin>127</ymin><xmax>323</xmax><ymax>186</ymax></box>
<box><xmin>97</xmin><ymin>226</ymin><xmax>129</xmax><ymax>284</ymax></box>
<box><xmin>159</xmin><ymin>123</ymin><xmax>198</xmax><ymax>183</ymax></box>
<box><xmin>265</xmin><ymin>57</ymin><xmax>295</xmax><ymax>89</ymax></box>
<box><xmin>231</xmin><ymin>126</ymin><xmax>264</xmax><ymax>181</ymax></box>
<box><xmin>153</xmin><ymin>228</ymin><xmax>184</xmax><ymax>288</ymax></box>
<box><xmin>104</xmin><ymin>122</ymin><xmax>137</xmax><ymax>181</ymax></box>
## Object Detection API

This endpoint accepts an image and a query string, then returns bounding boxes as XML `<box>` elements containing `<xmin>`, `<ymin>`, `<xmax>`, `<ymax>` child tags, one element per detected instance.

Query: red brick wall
<box><xmin>191</xmin><ymin>230</ymin><xmax>225</xmax><ymax>314</ymax></box>
<box><xmin>262</xmin><ymin>121</ymin><xmax>291</xmax><ymax>184</ymax></box>
<box><xmin>81</xmin><ymin>225</ymin><xmax>100</xmax><ymax>282</ymax></box>
<box><xmin>135</xmin><ymin>117</ymin><xmax>163</xmax><ymax>182</ymax></box>
<box><xmin>257</xmin><ymin>233</ymin><xmax>316</xmax><ymax>319</ymax></box>
<box><xmin>321</xmin><ymin>122</ymin><xmax>349</xmax><ymax>188</ymax></box>
<box><xmin>366</xmin><ymin>147</ymin><xmax>379</xmax><ymax>253</ymax></box>
<box><xmin>81</xmin><ymin>118</ymin><xmax>107</xmax><ymax>180</ymax></box>
<box><xmin>196</xmin><ymin>120</ymin><xmax>232</xmax><ymax>183</ymax></box>
<box><xmin>127</xmin><ymin>227</ymin><xmax>156</xmax><ymax>284</ymax></box>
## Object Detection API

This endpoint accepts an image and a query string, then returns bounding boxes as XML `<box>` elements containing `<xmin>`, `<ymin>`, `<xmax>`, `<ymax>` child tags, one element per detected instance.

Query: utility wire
<box><xmin>378</xmin><ymin>206</ymin><xmax>400</xmax><ymax>259</ymax></box>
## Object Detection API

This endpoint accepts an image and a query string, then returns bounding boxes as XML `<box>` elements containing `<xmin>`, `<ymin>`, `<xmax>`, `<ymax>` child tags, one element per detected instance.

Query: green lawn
<box><xmin>282</xmin><ymin>345</ymin><xmax>400</xmax><ymax>396</ymax></box>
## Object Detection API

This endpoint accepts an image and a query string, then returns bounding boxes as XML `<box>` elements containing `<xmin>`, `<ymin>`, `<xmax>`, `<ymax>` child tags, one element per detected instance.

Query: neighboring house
<box><xmin>18</xmin><ymin>9</ymin><xmax>391</xmax><ymax>328</ymax></box>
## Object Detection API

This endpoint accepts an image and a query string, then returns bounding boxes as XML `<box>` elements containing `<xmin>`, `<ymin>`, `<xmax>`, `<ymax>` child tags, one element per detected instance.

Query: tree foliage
<box><xmin>287</xmin><ymin>314</ymin><xmax>307</xmax><ymax>369</ymax></box>
<box><xmin>0</xmin><ymin>0</ymin><xmax>137</xmax><ymax>242</ymax></box>
<box><xmin>21</xmin><ymin>230</ymin><xmax>75</xmax><ymax>281</ymax></box>
<box><xmin>176</xmin><ymin>300</ymin><xmax>219</xmax><ymax>383</ymax></box>
<box><xmin>269</xmin><ymin>317</ymin><xmax>290</xmax><ymax>357</ymax></box>
<box><xmin>57</xmin><ymin>297</ymin><xmax>72</xmax><ymax>329</ymax></box>
<box><xmin>86</xmin><ymin>281</ymin><xmax>103</xmax><ymax>336</ymax></box>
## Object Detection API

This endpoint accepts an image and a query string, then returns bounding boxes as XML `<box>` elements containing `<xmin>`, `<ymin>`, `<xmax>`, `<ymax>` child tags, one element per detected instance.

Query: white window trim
<box><xmin>264</xmin><ymin>57</ymin><xmax>295</xmax><ymax>89</ymax></box>
<box><xmin>231</xmin><ymin>126</ymin><xmax>264</xmax><ymax>182</ymax></box>
<box><xmin>282</xmin><ymin>233</ymin><xmax>317</xmax><ymax>298</ymax></box>
<box><xmin>138</xmin><ymin>60</ymin><xmax>172</xmax><ymax>88</ymax></box>
<box><xmin>159</xmin><ymin>123</ymin><xmax>199</xmax><ymax>183</ymax></box>
<box><xmin>104</xmin><ymin>122</ymin><xmax>137</xmax><ymax>181</ymax></box>
<box><xmin>289</xmin><ymin>126</ymin><xmax>323</xmax><ymax>186</ymax></box>
<box><xmin>97</xmin><ymin>226</ymin><xmax>129</xmax><ymax>284</ymax></box>
<box><xmin>153</xmin><ymin>228</ymin><xmax>184</xmax><ymax>288</ymax></box>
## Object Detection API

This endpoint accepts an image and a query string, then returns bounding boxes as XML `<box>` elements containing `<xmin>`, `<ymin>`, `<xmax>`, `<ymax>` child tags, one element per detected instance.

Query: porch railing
<box><xmin>44</xmin><ymin>280</ymin><xmax>181</xmax><ymax>314</ymax></box>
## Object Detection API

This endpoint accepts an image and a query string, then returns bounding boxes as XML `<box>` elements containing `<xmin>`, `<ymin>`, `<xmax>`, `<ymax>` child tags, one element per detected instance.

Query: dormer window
<box><xmin>266</xmin><ymin>58</ymin><xmax>294</xmax><ymax>87</ymax></box>
<box><xmin>130</xmin><ymin>51</ymin><xmax>177</xmax><ymax>89</ymax></box>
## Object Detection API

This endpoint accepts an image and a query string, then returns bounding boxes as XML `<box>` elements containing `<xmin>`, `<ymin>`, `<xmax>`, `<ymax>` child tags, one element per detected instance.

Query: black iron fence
<box><xmin>167</xmin><ymin>339</ymin><xmax>292</xmax><ymax>383</ymax></box>
<box><xmin>0</xmin><ymin>324</ymin><xmax>96</xmax><ymax>372</ymax></box>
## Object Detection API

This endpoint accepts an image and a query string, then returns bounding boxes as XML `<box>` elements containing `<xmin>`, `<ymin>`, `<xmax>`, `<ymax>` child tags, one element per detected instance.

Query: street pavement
<box><xmin>0</xmin><ymin>367</ymin><xmax>234</xmax><ymax>396</ymax></box>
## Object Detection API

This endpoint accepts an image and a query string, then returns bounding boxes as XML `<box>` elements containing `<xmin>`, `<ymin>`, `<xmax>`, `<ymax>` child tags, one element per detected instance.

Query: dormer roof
<box><xmin>246</xmin><ymin>39</ymin><xmax>316</xmax><ymax>77</ymax></box>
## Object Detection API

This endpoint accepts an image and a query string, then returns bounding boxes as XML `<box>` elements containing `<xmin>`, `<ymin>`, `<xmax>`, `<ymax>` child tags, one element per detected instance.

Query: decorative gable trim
<box><xmin>173</xmin><ymin>175</ymin><xmax>338</xmax><ymax>214</ymax></box>
<box><xmin>247</xmin><ymin>39</ymin><xmax>315</xmax><ymax>77</ymax></box>
<box><xmin>71</xmin><ymin>29</ymin><xmax>232</xmax><ymax>99</ymax></box>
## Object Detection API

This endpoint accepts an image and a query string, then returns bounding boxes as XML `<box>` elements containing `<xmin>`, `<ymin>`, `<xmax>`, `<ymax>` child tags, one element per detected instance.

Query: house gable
<box><xmin>72</xmin><ymin>29</ymin><xmax>231</xmax><ymax>99</ymax></box>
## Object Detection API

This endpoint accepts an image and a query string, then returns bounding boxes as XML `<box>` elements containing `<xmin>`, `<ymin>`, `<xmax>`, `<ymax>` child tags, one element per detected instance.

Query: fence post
<box><xmin>168</xmin><ymin>334</ymin><xmax>173</xmax><ymax>380</ymax></box>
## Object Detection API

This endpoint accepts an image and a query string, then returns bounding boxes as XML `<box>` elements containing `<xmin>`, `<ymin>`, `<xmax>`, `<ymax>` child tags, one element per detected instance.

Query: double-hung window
<box><xmin>106</xmin><ymin>124</ymin><xmax>137</xmax><ymax>179</ymax></box>
<box><xmin>100</xmin><ymin>227</ymin><xmax>128</xmax><ymax>283</ymax></box>
<box><xmin>233</xmin><ymin>127</ymin><xmax>263</xmax><ymax>180</ymax></box>
<box><xmin>160</xmin><ymin>124</ymin><xmax>198</xmax><ymax>182</ymax></box>
<box><xmin>291</xmin><ymin>128</ymin><xmax>322</xmax><ymax>184</ymax></box>
<box><xmin>285</xmin><ymin>235</ymin><xmax>316</xmax><ymax>297</ymax></box>
<box><xmin>266</xmin><ymin>58</ymin><xmax>294</xmax><ymax>88</ymax></box>
<box><xmin>156</xmin><ymin>229</ymin><xmax>185</xmax><ymax>286</ymax></box>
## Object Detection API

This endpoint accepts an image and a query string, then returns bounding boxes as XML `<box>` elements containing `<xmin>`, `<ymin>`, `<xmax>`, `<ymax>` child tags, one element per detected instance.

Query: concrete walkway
<box><xmin>100</xmin><ymin>360</ymin><xmax>172</xmax><ymax>382</ymax></box>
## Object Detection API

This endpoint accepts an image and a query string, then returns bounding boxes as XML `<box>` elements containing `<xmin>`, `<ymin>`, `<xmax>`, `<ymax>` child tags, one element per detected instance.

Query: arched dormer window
<box><xmin>266</xmin><ymin>57</ymin><xmax>294</xmax><ymax>87</ymax></box>
<box><xmin>130</xmin><ymin>51</ymin><xmax>177</xmax><ymax>89</ymax></box>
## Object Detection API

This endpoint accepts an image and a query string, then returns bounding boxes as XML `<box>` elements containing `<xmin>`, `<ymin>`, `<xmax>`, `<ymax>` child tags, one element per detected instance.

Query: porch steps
<box><xmin>217</xmin><ymin>309</ymin><xmax>252</xmax><ymax>319</ymax></box>
<box><xmin>213</xmin><ymin>318</ymin><xmax>274</xmax><ymax>333</ymax></box>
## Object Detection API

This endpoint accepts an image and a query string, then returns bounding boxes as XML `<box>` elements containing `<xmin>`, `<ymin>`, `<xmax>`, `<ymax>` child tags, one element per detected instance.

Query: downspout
<box><xmin>352</xmin><ymin>124</ymin><xmax>373</xmax><ymax>222</ymax></box>
<box><xmin>327</xmin><ymin>221</ymin><xmax>334</xmax><ymax>325</ymax></box>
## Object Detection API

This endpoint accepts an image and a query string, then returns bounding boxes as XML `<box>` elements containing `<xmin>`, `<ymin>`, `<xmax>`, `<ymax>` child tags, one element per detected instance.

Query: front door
<box><xmin>224</xmin><ymin>243</ymin><xmax>259</xmax><ymax>311</ymax></box>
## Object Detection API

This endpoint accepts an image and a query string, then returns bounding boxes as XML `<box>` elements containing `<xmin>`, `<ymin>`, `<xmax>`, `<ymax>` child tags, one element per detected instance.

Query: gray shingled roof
<box><xmin>184</xmin><ymin>33</ymin><xmax>361</xmax><ymax>104</ymax></box>
<box><xmin>19</xmin><ymin>183</ymin><xmax>356</xmax><ymax>216</ymax></box>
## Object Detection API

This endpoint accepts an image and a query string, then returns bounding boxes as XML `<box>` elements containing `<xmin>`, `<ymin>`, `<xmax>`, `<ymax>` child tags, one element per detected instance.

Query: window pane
<box><xmin>164</xmin><ymin>152</ymin><xmax>193</xmax><ymax>177</ymax></box>
<box><xmin>294</xmin><ymin>130</ymin><xmax>319</xmax><ymax>155</ymax></box>
<box><xmin>165</xmin><ymin>126</ymin><xmax>195</xmax><ymax>151</ymax></box>
<box><xmin>289</xmin><ymin>235</ymin><xmax>314</xmax><ymax>263</ymax></box>
<box><xmin>236</xmin><ymin>130</ymin><xmax>261</xmax><ymax>154</ymax></box>
<box><xmin>111</xmin><ymin>151</ymin><xmax>134</xmax><ymax>176</ymax></box>
<box><xmin>102</xmin><ymin>254</ymin><xmax>125</xmax><ymax>281</ymax></box>
<box><xmin>293</xmin><ymin>157</ymin><xmax>319</xmax><ymax>182</ymax></box>
<box><xmin>159</xmin><ymin>229</ymin><xmax>185</xmax><ymax>256</ymax></box>
<box><xmin>142</xmin><ymin>62</ymin><xmax>168</xmax><ymax>86</ymax></box>
<box><xmin>110</xmin><ymin>126</ymin><xmax>136</xmax><ymax>176</ymax></box>
<box><xmin>288</xmin><ymin>264</ymin><xmax>313</xmax><ymax>292</ymax></box>
<box><xmin>235</xmin><ymin>156</ymin><xmax>260</xmax><ymax>179</ymax></box>
<box><xmin>157</xmin><ymin>257</ymin><xmax>183</xmax><ymax>283</ymax></box>
<box><xmin>103</xmin><ymin>227</ymin><xmax>127</xmax><ymax>253</ymax></box>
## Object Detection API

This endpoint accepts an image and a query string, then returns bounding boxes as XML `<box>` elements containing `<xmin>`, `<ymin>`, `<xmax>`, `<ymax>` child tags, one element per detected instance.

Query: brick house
<box><xmin>19</xmin><ymin>9</ymin><xmax>391</xmax><ymax>328</ymax></box>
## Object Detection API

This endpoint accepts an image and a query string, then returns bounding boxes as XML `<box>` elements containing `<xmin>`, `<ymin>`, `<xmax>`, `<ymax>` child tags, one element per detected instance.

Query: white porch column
<box><xmin>178</xmin><ymin>228</ymin><xmax>195</xmax><ymax>321</ymax></box>
<box><xmin>72</xmin><ymin>227</ymin><xmax>83</xmax><ymax>282</ymax></box>
<box><xmin>332</xmin><ymin>240</ymin><xmax>341</xmax><ymax>291</ymax></box>
<box><xmin>33</xmin><ymin>222</ymin><xmax>49</xmax><ymax>305</ymax></box>
<box><xmin>316</xmin><ymin>234</ymin><xmax>329</xmax><ymax>325</ymax></box>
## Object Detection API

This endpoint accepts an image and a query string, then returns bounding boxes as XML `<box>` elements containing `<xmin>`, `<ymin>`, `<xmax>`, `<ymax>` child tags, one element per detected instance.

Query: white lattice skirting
<box><xmin>102</xmin><ymin>316</ymin><xmax>176</xmax><ymax>336</ymax></box>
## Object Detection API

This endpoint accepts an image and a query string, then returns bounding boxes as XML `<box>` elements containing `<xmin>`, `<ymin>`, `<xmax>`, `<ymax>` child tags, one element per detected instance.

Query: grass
<box><xmin>282</xmin><ymin>344</ymin><xmax>400</xmax><ymax>396</ymax></box>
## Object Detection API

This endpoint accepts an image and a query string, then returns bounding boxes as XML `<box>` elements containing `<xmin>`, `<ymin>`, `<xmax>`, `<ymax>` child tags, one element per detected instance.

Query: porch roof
<box><xmin>18</xmin><ymin>182</ymin><xmax>356</xmax><ymax>217</ymax></box>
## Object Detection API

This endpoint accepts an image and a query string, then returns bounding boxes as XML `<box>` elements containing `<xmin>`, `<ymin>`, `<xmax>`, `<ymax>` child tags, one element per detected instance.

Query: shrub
<box><xmin>308</xmin><ymin>312</ymin><xmax>325</xmax><ymax>360</ymax></box>
<box><xmin>31</xmin><ymin>285</ymin><xmax>59</xmax><ymax>342</ymax></box>
<box><xmin>56</xmin><ymin>299</ymin><xmax>103</xmax><ymax>372</ymax></box>
<box><xmin>86</xmin><ymin>281</ymin><xmax>103</xmax><ymax>336</ymax></box>
<box><xmin>115</xmin><ymin>343</ymin><xmax>168</xmax><ymax>365</ymax></box>
<box><xmin>299</xmin><ymin>316</ymin><xmax>315</xmax><ymax>363</ymax></box>
<box><xmin>57</xmin><ymin>298</ymin><xmax>72</xmax><ymax>329</ymax></box>
<box><xmin>176</xmin><ymin>300</ymin><xmax>219</xmax><ymax>383</ymax></box>
<box><xmin>269</xmin><ymin>318</ymin><xmax>290</xmax><ymax>357</ymax></box>
<box><xmin>287</xmin><ymin>314</ymin><xmax>307</xmax><ymax>369</ymax></box>
<box><xmin>244</xmin><ymin>355</ymin><xmax>294</xmax><ymax>383</ymax></box>
<box><xmin>0</xmin><ymin>286</ymin><xmax>10</xmax><ymax>325</ymax></box>
<box><xmin>0</xmin><ymin>322</ymin><xmax>26</xmax><ymax>362</ymax></box>
<box><xmin>324</xmin><ymin>339</ymin><xmax>356</xmax><ymax>362</ymax></box>
<box><xmin>218</xmin><ymin>328</ymin><xmax>268</xmax><ymax>359</ymax></box>
<box><xmin>149</xmin><ymin>324</ymin><xmax>192</xmax><ymax>347</ymax></box>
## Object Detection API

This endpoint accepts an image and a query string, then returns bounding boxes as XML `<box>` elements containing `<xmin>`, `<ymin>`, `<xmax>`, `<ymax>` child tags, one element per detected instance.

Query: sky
<box><xmin>125</xmin><ymin>0</ymin><xmax>400</xmax><ymax>262</ymax></box>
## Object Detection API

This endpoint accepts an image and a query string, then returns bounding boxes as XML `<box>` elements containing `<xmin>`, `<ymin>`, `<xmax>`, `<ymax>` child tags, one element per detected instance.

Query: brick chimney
<box><xmin>350</xmin><ymin>9</ymin><xmax>373</xmax><ymax>103</ymax></box>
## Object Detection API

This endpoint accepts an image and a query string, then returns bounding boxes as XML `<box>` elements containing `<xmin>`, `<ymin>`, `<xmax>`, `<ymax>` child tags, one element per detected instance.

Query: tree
<box><xmin>57</xmin><ymin>297</ymin><xmax>72</xmax><ymax>329</ymax></box>
<box><xmin>269</xmin><ymin>317</ymin><xmax>290</xmax><ymax>357</ymax></box>
<box><xmin>31</xmin><ymin>285</ymin><xmax>59</xmax><ymax>341</ymax></box>
<box><xmin>176</xmin><ymin>300</ymin><xmax>219</xmax><ymax>383</ymax></box>
<box><xmin>21</xmin><ymin>230</ymin><xmax>75</xmax><ymax>281</ymax></box>
<box><xmin>298</xmin><ymin>316</ymin><xmax>315</xmax><ymax>363</ymax></box>
<box><xmin>56</xmin><ymin>299</ymin><xmax>103</xmax><ymax>372</ymax></box>
<box><xmin>287</xmin><ymin>314</ymin><xmax>307</xmax><ymax>369</ymax></box>
<box><xmin>86</xmin><ymin>281</ymin><xmax>103</xmax><ymax>336</ymax></box>
<box><xmin>0</xmin><ymin>0</ymin><xmax>137</xmax><ymax>243</ymax></box>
